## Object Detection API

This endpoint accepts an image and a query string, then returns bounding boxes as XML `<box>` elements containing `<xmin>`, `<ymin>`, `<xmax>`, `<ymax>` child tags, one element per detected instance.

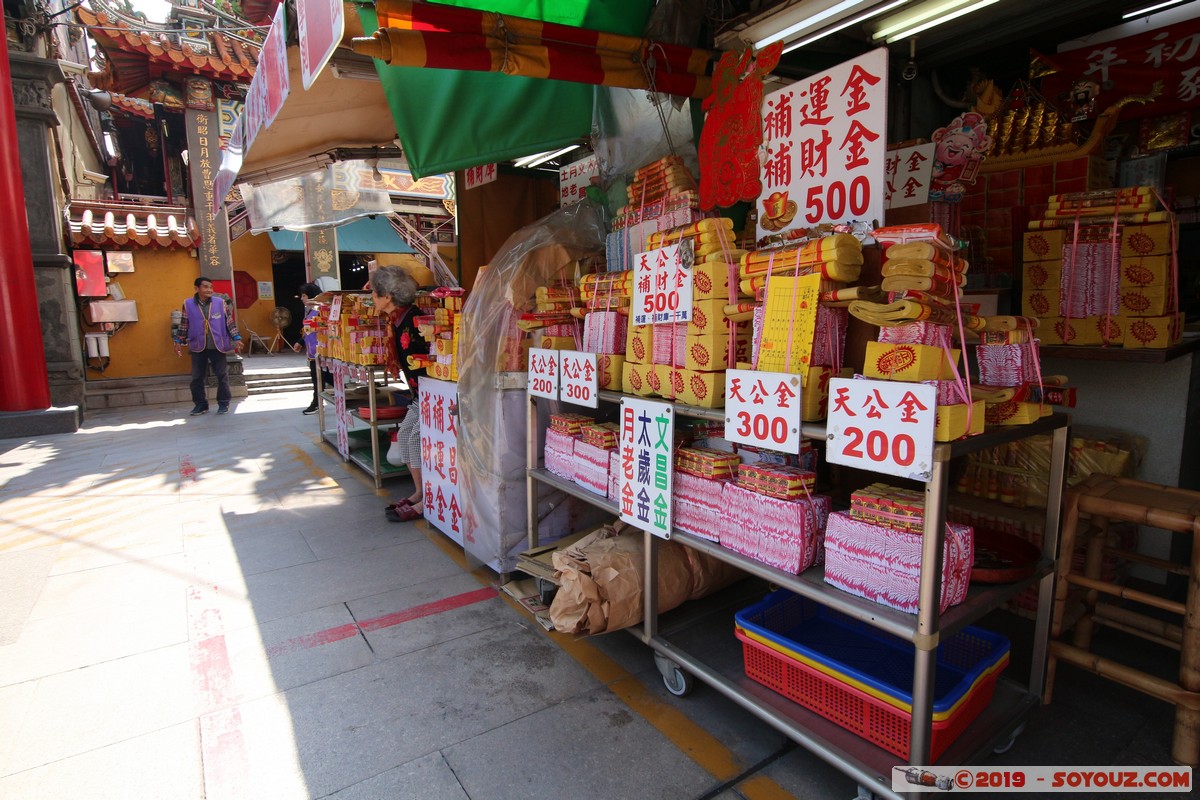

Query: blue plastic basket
<box><xmin>734</xmin><ymin>590</ymin><xmax>1010</xmax><ymax>715</ymax></box>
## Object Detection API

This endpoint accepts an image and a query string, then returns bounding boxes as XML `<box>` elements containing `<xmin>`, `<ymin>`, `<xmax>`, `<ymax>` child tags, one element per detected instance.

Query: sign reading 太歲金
<box><xmin>618</xmin><ymin>398</ymin><xmax>674</xmax><ymax>539</ymax></box>
<box><xmin>759</xmin><ymin>47</ymin><xmax>888</xmax><ymax>239</ymax></box>
<box><xmin>826</xmin><ymin>377</ymin><xmax>935</xmax><ymax>481</ymax></box>
<box><xmin>632</xmin><ymin>243</ymin><xmax>694</xmax><ymax>327</ymax></box>
<box><xmin>724</xmin><ymin>369</ymin><xmax>802</xmax><ymax>454</ymax></box>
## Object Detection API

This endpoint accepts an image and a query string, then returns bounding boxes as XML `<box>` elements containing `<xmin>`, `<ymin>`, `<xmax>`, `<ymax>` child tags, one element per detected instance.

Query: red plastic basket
<box><xmin>735</xmin><ymin>628</ymin><xmax>1002</xmax><ymax>761</ymax></box>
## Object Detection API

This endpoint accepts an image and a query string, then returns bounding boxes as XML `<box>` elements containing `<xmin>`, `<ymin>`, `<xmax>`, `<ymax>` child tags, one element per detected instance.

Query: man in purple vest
<box><xmin>173</xmin><ymin>276</ymin><xmax>243</xmax><ymax>415</ymax></box>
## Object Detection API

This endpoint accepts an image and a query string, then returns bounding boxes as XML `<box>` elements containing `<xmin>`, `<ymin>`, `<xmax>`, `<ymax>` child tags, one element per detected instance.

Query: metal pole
<box><xmin>0</xmin><ymin>32</ymin><xmax>51</xmax><ymax>411</ymax></box>
<box><xmin>527</xmin><ymin>395</ymin><xmax>538</xmax><ymax>550</ymax></box>
<box><xmin>910</xmin><ymin>450</ymin><xmax>949</xmax><ymax>763</ymax></box>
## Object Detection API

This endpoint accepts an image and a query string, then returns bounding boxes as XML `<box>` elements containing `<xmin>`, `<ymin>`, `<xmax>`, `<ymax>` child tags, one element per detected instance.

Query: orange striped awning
<box><xmin>67</xmin><ymin>202</ymin><xmax>200</xmax><ymax>249</ymax></box>
<box><xmin>353</xmin><ymin>0</ymin><xmax>712</xmax><ymax>99</ymax></box>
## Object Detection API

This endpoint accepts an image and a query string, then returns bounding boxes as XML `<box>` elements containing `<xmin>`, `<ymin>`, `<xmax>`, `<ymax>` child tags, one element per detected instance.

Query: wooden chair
<box><xmin>1045</xmin><ymin>475</ymin><xmax>1200</xmax><ymax>766</ymax></box>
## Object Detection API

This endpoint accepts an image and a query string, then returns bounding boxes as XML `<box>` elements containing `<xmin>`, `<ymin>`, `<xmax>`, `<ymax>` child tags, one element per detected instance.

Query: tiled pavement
<box><xmin>0</xmin><ymin>366</ymin><xmax>1191</xmax><ymax>799</ymax></box>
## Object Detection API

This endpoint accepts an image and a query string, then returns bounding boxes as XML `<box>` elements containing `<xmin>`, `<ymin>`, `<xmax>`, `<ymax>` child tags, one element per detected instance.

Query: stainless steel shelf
<box><xmin>316</xmin><ymin>361</ymin><xmax>403</xmax><ymax>489</ymax></box>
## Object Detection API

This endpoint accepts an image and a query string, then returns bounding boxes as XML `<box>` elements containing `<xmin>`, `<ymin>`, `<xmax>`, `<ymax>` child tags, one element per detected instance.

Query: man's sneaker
<box><xmin>302</xmin><ymin>402</ymin><xmax>318</xmax><ymax>415</ymax></box>
<box><xmin>190</xmin><ymin>405</ymin><xmax>208</xmax><ymax>416</ymax></box>
<box><xmin>217</xmin><ymin>404</ymin><xmax>229</xmax><ymax>414</ymax></box>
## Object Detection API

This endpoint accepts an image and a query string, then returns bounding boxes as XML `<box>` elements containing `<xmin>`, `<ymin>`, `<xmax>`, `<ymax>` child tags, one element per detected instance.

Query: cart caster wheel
<box><xmin>993</xmin><ymin>722</ymin><xmax>1025</xmax><ymax>755</ymax></box>
<box><xmin>654</xmin><ymin>654</ymin><xmax>694</xmax><ymax>697</ymax></box>
<box><xmin>535</xmin><ymin>578</ymin><xmax>557</xmax><ymax>607</ymax></box>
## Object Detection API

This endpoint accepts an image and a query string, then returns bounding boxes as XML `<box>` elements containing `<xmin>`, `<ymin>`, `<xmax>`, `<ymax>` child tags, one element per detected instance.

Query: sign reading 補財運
<box><xmin>618</xmin><ymin>398</ymin><xmax>674</xmax><ymax>539</ymax></box>
<box><xmin>758</xmin><ymin>47</ymin><xmax>888</xmax><ymax>239</ymax></box>
<box><xmin>185</xmin><ymin>106</ymin><xmax>233</xmax><ymax>280</ymax></box>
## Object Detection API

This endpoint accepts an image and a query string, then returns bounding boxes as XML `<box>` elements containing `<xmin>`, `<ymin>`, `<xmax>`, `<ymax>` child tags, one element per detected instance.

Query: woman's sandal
<box><xmin>387</xmin><ymin>505</ymin><xmax>423</xmax><ymax>522</ymax></box>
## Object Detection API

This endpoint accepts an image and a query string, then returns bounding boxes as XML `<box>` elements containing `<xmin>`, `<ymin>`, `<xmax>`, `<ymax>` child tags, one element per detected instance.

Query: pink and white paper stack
<box><xmin>652</xmin><ymin>322</ymin><xmax>687</xmax><ymax>365</ymax></box>
<box><xmin>719</xmin><ymin>483</ymin><xmax>830</xmax><ymax>573</ymax></box>
<box><xmin>544</xmin><ymin>429</ymin><xmax>578</xmax><ymax>480</ymax></box>
<box><xmin>823</xmin><ymin>511</ymin><xmax>974</xmax><ymax>614</ymax></box>
<box><xmin>976</xmin><ymin>343</ymin><xmax>1039</xmax><ymax>387</ymax></box>
<box><xmin>811</xmin><ymin>305</ymin><xmax>849</xmax><ymax>367</ymax></box>
<box><xmin>573</xmin><ymin>440</ymin><xmax>614</xmax><ymax>497</ymax></box>
<box><xmin>583</xmin><ymin>311</ymin><xmax>628</xmax><ymax>355</ymax></box>
<box><xmin>608</xmin><ymin>450</ymin><xmax>620</xmax><ymax>500</ymax></box>
<box><xmin>1060</xmin><ymin>241</ymin><xmax>1119</xmax><ymax>317</ymax></box>
<box><xmin>877</xmin><ymin>321</ymin><xmax>953</xmax><ymax>348</ymax></box>
<box><xmin>673</xmin><ymin>470</ymin><xmax>727</xmax><ymax>542</ymax></box>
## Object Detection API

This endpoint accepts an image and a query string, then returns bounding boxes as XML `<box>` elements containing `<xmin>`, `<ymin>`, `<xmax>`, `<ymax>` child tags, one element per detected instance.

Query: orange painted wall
<box><xmin>232</xmin><ymin>231</ymin><xmax>278</xmax><ymax>341</ymax></box>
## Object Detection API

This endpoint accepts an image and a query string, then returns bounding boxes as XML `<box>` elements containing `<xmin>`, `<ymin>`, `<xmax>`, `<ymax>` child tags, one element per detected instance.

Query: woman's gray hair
<box><xmin>371</xmin><ymin>266</ymin><xmax>418</xmax><ymax>307</ymax></box>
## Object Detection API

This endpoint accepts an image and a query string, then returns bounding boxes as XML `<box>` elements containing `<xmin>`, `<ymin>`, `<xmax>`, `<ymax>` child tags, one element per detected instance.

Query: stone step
<box><xmin>248</xmin><ymin>383</ymin><xmax>312</xmax><ymax>396</ymax></box>
<box><xmin>245</xmin><ymin>372</ymin><xmax>311</xmax><ymax>388</ymax></box>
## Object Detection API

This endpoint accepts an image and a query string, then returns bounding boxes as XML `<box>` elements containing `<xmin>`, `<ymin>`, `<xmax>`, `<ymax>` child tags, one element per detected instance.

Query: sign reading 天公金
<box><xmin>759</xmin><ymin>47</ymin><xmax>889</xmax><ymax>239</ymax></box>
<box><xmin>724</xmin><ymin>369</ymin><xmax>803</xmax><ymax>454</ymax></box>
<box><xmin>885</xmin><ymin>142</ymin><xmax>935</xmax><ymax>210</ymax></box>
<box><xmin>527</xmin><ymin>348</ymin><xmax>560</xmax><ymax>400</ymax></box>
<box><xmin>559</xmin><ymin>350</ymin><xmax>598</xmax><ymax>409</ymax></box>
<box><xmin>618</xmin><ymin>398</ymin><xmax>674</xmax><ymax>539</ymax></box>
<box><xmin>826</xmin><ymin>377</ymin><xmax>935</xmax><ymax>482</ymax></box>
<box><xmin>420</xmin><ymin>378</ymin><xmax>462</xmax><ymax>543</ymax></box>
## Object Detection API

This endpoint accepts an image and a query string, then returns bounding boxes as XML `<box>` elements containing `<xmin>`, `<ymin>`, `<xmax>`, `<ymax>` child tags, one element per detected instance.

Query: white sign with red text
<box><xmin>759</xmin><ymin>47</ymin><xmax>888</xmax><ymax>239</ymax></box>
<box><xmin>297</xmin><ymin>0</ymin><xmax>343</xmax><ymax>90</ymax></box>
<box><xmin>527</xmin><ymin>348</ymin><xmax>560</xmax><ymax>400</ymax></box>
<box><xmin>419</xmin><ymin>378</ymin><xmax>462</xmax><ymax>544</ymax></box>
<box><xmin>724</xmin><ymin>369</ymin><xmax>803</xmax><ymax>454</ymax></box>
<box><xmin>618</xmin><ymin>398</ymin><xmax>674</xmax><ymax>539</ymax></box>
<box><xmin>559</xmin><ymin>154</ymin><xmax>599</xmax><ymax>207</ymax></box>
<box><xmin>885</xmin><ymin>142</ymin><xmax>936</xmax><ymax>209</ymax></box>
<box><xmin>632</xmin><ymin>243</ymin><xmax>694</xmax><ymax>326</ymax></box>
<box><xmin>826</xmin><ymin>377</ymin><xmax>935</xmax><ymax>481</ymax></box>
<box><xmin>559</xmin><ymin>350</ymin><xmax>598</xmax><ymax>409</ymax></box>
<box><xmin>463</xmin><ymin>164</ymin><xmax>497</xmax><ymax>190</ymax></box>
<box><xmin>243</xmin><ymin>3</ymin><xmax>289</xmax><ymax>153</ymax></box>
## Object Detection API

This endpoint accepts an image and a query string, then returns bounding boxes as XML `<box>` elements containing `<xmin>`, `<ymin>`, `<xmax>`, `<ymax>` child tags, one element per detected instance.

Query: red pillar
<box><xmin>0</xmin><ymin>31</ymin><xmax>52</xmax><ymax>411</ymax></box>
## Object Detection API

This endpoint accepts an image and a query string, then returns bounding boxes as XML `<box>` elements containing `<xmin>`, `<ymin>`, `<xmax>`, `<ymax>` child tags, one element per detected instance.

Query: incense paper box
<box><xmin>687</xmin><ymin>299</ymin><xmax>730</xmax><ymax>336</ymax></box>
<box><xmin>1022</xmin><ymin>289</ymin><xmax>1060</xmax><ymax>318</ymax></box>
<box><xmin>539</xmin><ymin>336</ymin><xmax>577</xmax><ymax>350</ymax></box>
<box><xmin>1022</xmin><ymin>260</ymin><xmax>1062</xmax><ymax>290</ymax></box>
<box><xmin>597</xmin><ymin>354</ymin><xmax>625</xmax><ymax>390</ymax></box>
<box><xmin>863</xmin><ymin>342</ymin><xmax>960</xmax><ymax>382</ymax></box>
<box><xmin>735</xmin><ymin>463</ymin><xmax>815</xmax><ymax>500</ymax></box>
<box><xmin>935</xmin><ymin>400</ymin><xmax>986</xmax><ymax>441</ymax></box>
<box><xmin>1120</xmin><ymin>223</ymin><xmax>1172</xmax><ymax>257</ymax></box>
<box><xmin>1121</xmin><ymin>314</ymin><xmax>1180</xmax><ymax>349</ymax></box>
<box><xmin>626</xmin><ymin>324</ymin><xmax>654</xmax><ymax>364</ymax></box>
<box><xmin>621</xmin><ymin>361</ymin><xmax>654</xmax><ymax>396</ymax></box>
<box><xmin>1119</xmin><ymin>286</ymin><xmax>1171</xmax><ymax>316</ymax></box>
<box><xmin>691</xmin><ymin>261</ymin><xmax>733</xmax><ymax>301</ymax></box>
<box><xmin>1022</xmin><ymin>229</ymin><xmax>1065</xmax><ymax>262</ymax></box>
<box><xmin>985</xmin><ymin>400</ymin><xmax>1049</xmax><ymax>426</ymax></box>
<box><xmin>720</xmin><ymin>484</ymin><xmax>828</xmax><ymax>574</ymax></box>
<box><xmin>684</xmin><ymin>332</ymin><xmax>731</xmax><ymax>371</ymax></box>
<box><xmin>678</xmin><ymin>369</ymin><xmax>726</xmax><ymax>408</ymax></box>
<box><xmin>1119</xmin><ymin>255</ymin><xmax>1170</xmax><ymax>288</ymax></box>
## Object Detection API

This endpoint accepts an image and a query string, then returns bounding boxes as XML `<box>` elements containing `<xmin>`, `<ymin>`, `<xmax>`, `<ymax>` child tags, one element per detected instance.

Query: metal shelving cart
<box><xmin>527</xmin><ymin>388</ymin><xmax>1070</xmax><ymax>798</ymax></box>
<box><xmin>316</xmin><ymin>359</ymin><xmax>410</xmax><ymax>489</ymax></box>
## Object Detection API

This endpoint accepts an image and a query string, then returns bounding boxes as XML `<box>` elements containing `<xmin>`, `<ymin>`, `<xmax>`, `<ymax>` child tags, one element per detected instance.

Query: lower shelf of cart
<box><xmin>648</xmin><ymin>604</ymin><xmax>1038</xmax><ymax>798</ymax></box>
<box><xmin>321</xmin><ymin>432</ymin><xmax>410</xmax><ymax>478</ymax></box>
<box><xmin>528</xmin><ymin>467</ymin><xmax>1053</xmax><ymax>643</ymax></box>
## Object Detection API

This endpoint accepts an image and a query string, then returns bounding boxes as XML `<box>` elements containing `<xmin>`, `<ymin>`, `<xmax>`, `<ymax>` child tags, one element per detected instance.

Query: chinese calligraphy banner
<box><xmin>560</xmin><ymin>154</ymin><xmax>598</xmax><ymax>207</ymax></box>
<box><xmin>724</xmin><ymin>369</ymin><xmax>803</xmax><ymax>454</ymax></box>
<box><xmin>420</xmin><ymin>378</ymin><xmax>462</xmax><ymax>543</ymax></box>
<box><xmin>527</xmin><ymin>348</ymin><xmax>560</xmax><ymax>400</ymax></box>
<box><xmin>559</xmin><ymin>350</ymin><xmax>598</xmax><ymax>409</ymax></box>
<box><xmin>185</xmin><ymin>108</ymin><xmax>233</xmax><ymax>280</ymax></box>
<box><xmin>1040</xmin><ymin>14</ymin><xmax>1200</xmax><ymax>121</ymax></box>
<box><xmin>618</xmin><ymin>398</ymin><xmax>675</xmax><ymax>539</ymax></box>
<box><xmin>463</xmin><ymin>164</ymin><xmax>497</xmax><ymax>190</ymax></box>
<box><xmin>884</xmin><ymin>142</ymin><xmax>935</xmax><ymax>210</ymax></box>
<box><xmin>632</xmin><ymin>243</ymin><xmax>694</xmax><ymax>327</ymax></box>
<box><xmin>826</xmin><ymin>377</ymin><xmax>935</xmax><ymax>482</ymax></box>
<box><xmin>759</xmin><ymin>47</ymin><xmax>888</xmax><ymax>239</ymax></box>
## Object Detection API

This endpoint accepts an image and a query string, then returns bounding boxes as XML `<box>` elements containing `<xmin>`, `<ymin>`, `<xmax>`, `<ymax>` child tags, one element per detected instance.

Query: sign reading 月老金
<box><xmin>759</xmin><ymin>47</ymin><xmax>888</xmax><ymax>239</ymax></box>
<box><xmin>618</xmin><ymin>398</ymin><xmax>674</xmax><ymax>539</ymax></box>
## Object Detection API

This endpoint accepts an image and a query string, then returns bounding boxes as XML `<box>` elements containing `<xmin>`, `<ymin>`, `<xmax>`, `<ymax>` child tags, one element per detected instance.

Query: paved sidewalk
<box><xmin>0</xmin><ymin>389</ymin><xmax>1189</xmax><ymax>799</ymax></box>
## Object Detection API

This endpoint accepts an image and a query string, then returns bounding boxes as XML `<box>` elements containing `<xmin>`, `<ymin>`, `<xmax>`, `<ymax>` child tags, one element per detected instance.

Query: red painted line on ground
<box><xmin>266</xmin><ymin>586</ymin><xmax>498</xmax><ymax>657</ymax></box>
<box><xmin>180</xmin><ymin>455</ymin><xmax>197</xmax><ymax>482</ymax></box>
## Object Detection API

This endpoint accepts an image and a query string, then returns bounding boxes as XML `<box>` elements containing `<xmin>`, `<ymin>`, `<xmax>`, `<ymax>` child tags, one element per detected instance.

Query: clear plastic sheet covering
<box><xmin>241</xmin><ymin>159</ymin><xmax>394</xmax><ymax>233</ymax></box>
<box><xmin>591</xmin><ymin>86</ymin><xmax>700</xmax><ymax>190</ymax></box>
<box><xmin>457</xmin><ymin>201</ymin><xmax>610</xmax><ymax>572</ymax></box>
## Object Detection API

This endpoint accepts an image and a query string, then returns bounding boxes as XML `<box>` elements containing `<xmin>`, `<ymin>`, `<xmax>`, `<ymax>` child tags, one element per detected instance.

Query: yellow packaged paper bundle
<box><xmin>597</xmin><ymin>354</ymin><xmax>625</xmax><ymax>390</ymax></box>
<box><xmin>622</xmin><ymin>361</ymin><xmax>654</xmax><ymax>396</ymax></box>
<box><xmin>683</xmin><ymin>332</ymin><xmax>730</xmax><ymax>372</ymax></box>
<box><xmin>1023</xmin><ymin>229</ymin><xmax>1066</xmax><ymax>263</ymax></box>
<box><xmin>756</xmin><ymin>274</ymin><xmax>822</xmax><ymax>378</ymax></box>
<box><xmin>1120</xmin><ymin>223</ymin><xmax>1173</xmax><ymax>258</ymax></box>
<box><xmin>549</xmin><ymin>413</ymin><xmax>593</xmax><ymax>435</ymax></box>
<box><xmin>1121</xmin><ymin>315</ymin><xmax>1180</xmax><ymax>349</ymax></box>
<box><xmin>863</xmin><ymin>341</ymin><xmax>959</xmax><ymax>382</ymax></box>
<box><xmin>985</xmin><ymin>400</ymin><xmax>1050</xmax><ymax>426</ymax></box>
<box><xmin>538</xmin><ymin>335</ymin><xmax>577</xmax><ymax>350</ymax></box>
<box><xmin>678</xmin><ymin>369</ymin><xmax>725</xmax><ymax>408</ymax></box>
<box><xmin>1119</xmin><ymin>286</ymin><xmax>1171</xmax><ymax>317</ymax></box>
<box><xmin>626</xmin><ymin>324</ymin><xmax>653</xmax><ymax>364</ymax></box>
<box><xmin>935</xmin><ymin>400</ymin><xmax>986</xmax><ymax>441</ymax></box>
<box><xmin>1022</xmin><ymin>260</ymin><xmax>1061</xmax><ymax>290</ymax></box>
<box><xmin>692</xmin><ymin>261</ymin><xmax>731</xmax><ymax>300</ymax></box>
<box><xmin>1022</xmin><ymin>289</ymin><xmax>1060</xmax><ymax>318</ymax></box>
<box><xmin>739</xmin><ymin>234</ymin><xmax>863</xmax><ymax>282</ymax></box>
<box><xmin>675</xmin><ymin>446</ymin><xmax>739</xmax><ymax>479</ymax></box>
<box><xmin>1119</xmin><ymin>256</ymin><xmax>1170</xmax><ymax>288</ymax></box>
<box><xmin>580</xmin><ymin>422</ymin><xmax>619</xmax><ymax>449</ymax></box>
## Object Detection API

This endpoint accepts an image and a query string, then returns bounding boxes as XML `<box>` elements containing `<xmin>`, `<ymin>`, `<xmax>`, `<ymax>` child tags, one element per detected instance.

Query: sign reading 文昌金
<box><xmin>885</xmin><ymin>142</ymin><xmax>935</xmax><ymax>210</ymax></box>
<box><xmin>420</xmin><ymin>378</ymin><xmax>462</xmax><ymax>543</ymax></box>
<box><xmin>559</xmin><ymin>350</ymin><xmax>598</xmax><ymax>409</ymax></box>
<box><xmin>826</xmin><ymin>377</ymin><xmax>935</xmax><ymax>481</ymax></box>
<box><xmin>527</xmin><ymin>348</ymin><xmax>560</xmax><ymax>400</ymax></box>
<box><xmin>724</xmin><ymin>369</ymin><xmax>803</xmax><ymax>454</ymax></box>
<box><xmin>759</xmin><ymin>47</ymin><xmax>888</xmax><ymax>239</ymax></box>
<box><xmin>618</xmin><ymin>398</ymin><xmax>674</xmax><ymax>539</ymax></box>
<box><xmin>632</xmin><ymin>243</ymin><xmax>694</xmax><ymax>327</ymax></box>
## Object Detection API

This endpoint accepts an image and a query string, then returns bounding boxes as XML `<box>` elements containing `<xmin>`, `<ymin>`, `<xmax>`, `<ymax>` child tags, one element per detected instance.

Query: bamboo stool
<box><xmin>1044</xmin><ymin>475</ymin><xmax>1200</xmax><ymax>766</ymax></box>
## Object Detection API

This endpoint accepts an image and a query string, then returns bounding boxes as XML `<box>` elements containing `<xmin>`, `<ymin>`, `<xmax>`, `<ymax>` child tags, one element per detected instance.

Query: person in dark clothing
<box><xmin>174</xmin><ymin>276</ymin><xmax>242</xmax><ymax>415</ymax></box>
<box><xmin>292</xmin><ymin>282</ymin><xmax>327</xmax><ymax>414</ymax></box>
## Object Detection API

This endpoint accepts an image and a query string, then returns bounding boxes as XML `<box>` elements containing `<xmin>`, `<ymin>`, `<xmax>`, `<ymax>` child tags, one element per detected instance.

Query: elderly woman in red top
<box><xmin>371</xmin><ymin>266</ymin><xmax>429</xmax><ymax>522</ymax></box>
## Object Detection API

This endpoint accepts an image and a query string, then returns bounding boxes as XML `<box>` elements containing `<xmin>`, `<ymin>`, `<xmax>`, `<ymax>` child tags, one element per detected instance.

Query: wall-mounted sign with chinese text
<box><xmin>759</xmin><ymin>47</ymin><xmax>888</xmax><ymax>239</ymax></box>
<box><xmin>884</xmin><ymin>142</ymin><xmax>935</xmax><ymax>210</ymax></box>
<box><xmin>560</xmin><ymin>154</ymin><xmax>599</xmax><ymax>207</ymax></box>
<box><xmin>632</xmin><ymin>243</ymin><xmax>694</xmax><ymax>326</ymax></box>
<box><xmin>185</xmin><ymin>108</ymin><xmax>233</xmax><ymax>280</ymax></box>
<box><xmin>618</xmin><ymin>398</ymin><xmax>674</xmax><ymax>539</ymax></box>
<box><xmin>527</xmin><ymin>348</ymin><xmax>560</xmax><ymax>400</ymax></box>
<box><xmin>463</xmin><ymin>164</ymin><xmax>497</xmax><ymax>190</ymax></box>
<box><xmin>724</xmin><ymin>369</ymin><xmax>802</xmax><ymax>454</ymax></box>
<box><xmin>559</xmin><ymin>350</ymin><xmax>598</xmax><ymax>409</ymax></box>
<box><xmin>826</xmin><ymin>377</ymin><xmax>935</xmax><ymax>481</ymax></box>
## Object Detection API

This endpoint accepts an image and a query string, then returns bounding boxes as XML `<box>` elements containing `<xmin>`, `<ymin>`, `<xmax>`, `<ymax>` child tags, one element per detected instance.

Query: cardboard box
<box><xmin>935</xmin><ymin>400</ymin><xmax>986</xmax><ymax>441</ymax></box>
<box><xmin>622</xmin><ymin>361</ymin><xmax>653</xmax><ymax>396</ymax></box>
<box><xmin>684</xmin><ymin>332</ymin><xmax>731</xmax><ymax>371</ymax></box>
<box><xmin>863</xmin><ymin>341</ymin><xmax>960</xmax><ymax>382</ymax></box>
<box><xmin>1120</xmin><ymin>223</ymin><xmax>1172</xmax><ymax>257</ymax></box>
<box><xmin>1038</xmin><ymin>316</ymin><xmax>1103</xmax><ymax>346</ymax></box>
<box><xmin>1119</xmin><ymin>255</ymin><xmax>1171</xmax><ymax>288</ymax></box>
<box><xmin>597</xmin><ymin>354</ymin><xmax>625</xmax><ymax>391</ymax></box>
<box><xmin>692</xmin><ymin>260</ymin><xmax>732</xmax><ymax>301</ymax></box>
<box><xmin>720</xmin><ymin>484</ymin><xmax>829</xmax><ymax>574</ymax></box>
<box><xmin>1121</xmin><ymin>314</ymin><xmax>1180</xmax><ymax>349</ymax></box>
<box><xmin>687</xmin><ymin>298</ymin><xmax>730</xmax><ymax>336</ymax></box>
<box><xmin>1022</xmin><ymin>259</ymin><xmax>1062</xmax><ymax>290</ymax></box>
<box><xmin>824</xmin><ymin>511</ymin><xmax>973</xmax><ymax>614</ymax></box>
<box><xmin>1022</xmin><ymin>229</ymin><xmax>1065</xmax><ymax>262</ymax></box>
<box><xmin>626</xmin><ymin>324</ymin><xmax>654</xmax><ymax>364</ymax></box>
<box><xmin>678</xmin><ymin>369</ymin><xmax>725</xmax><ymax>408</ymax></box>
<box><xmin>1119</xmin><ymin>286</ymin><xmax>1170</xmax><ymax>316</ymax></box>
<box><xmin>1022</xmin><ymin>289</ymin><xmax>1060</xmax><ymax>318</ymax></box>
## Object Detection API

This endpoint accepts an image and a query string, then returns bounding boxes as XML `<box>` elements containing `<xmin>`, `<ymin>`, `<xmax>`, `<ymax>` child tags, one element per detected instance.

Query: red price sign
<box><xmin>826</xmin><ymin>377</ymin><xmax>935</xmax><ymax>481</ymax></box>
<box><xmin>724</xmin><ymin>369</ymin><xmax>802</xmax><ymax>454</ymax></box>
<box><xmin>559</xmin><ymin>350</ymin><xmax>598</xmax><ymax>409</ymax></box>
<box><xmin>527</xmin><ymin>348</ymin><xmax>560</xmax><ymax>400</ymax></box>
